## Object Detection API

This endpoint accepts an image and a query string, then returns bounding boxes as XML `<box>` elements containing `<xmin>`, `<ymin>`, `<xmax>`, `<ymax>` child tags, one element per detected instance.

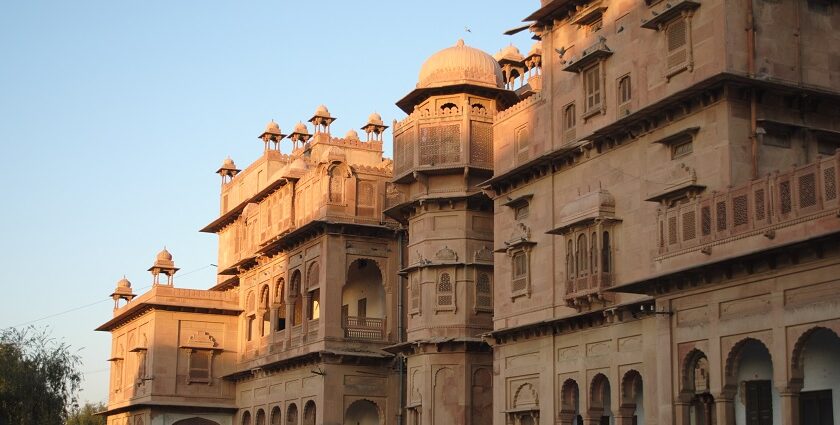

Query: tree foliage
<box><xmin>0</xmin><ymin>326</ymin><xmax>83</xmax><ymax>425</ymax></box>
<box><xmin>66</xmin><ymin>401</ymin><xmax>107</xmax><ymax>425</ymax></box>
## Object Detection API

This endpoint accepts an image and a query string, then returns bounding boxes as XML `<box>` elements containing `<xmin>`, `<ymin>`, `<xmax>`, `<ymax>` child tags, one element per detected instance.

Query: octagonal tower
<box><xmin>386</xmin><ymin>39</ymin><xmax>517</xmax><ymax>425</ymax></box>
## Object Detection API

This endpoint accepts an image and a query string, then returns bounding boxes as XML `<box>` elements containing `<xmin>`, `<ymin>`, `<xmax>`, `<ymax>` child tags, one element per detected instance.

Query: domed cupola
<box><xmin>417</xmin><ymin>39</ymin><xmax>504</xmax><ymax>90</ymax></box>
<box><xmin>397</xmin><ymin>40</ymin><xmax>517</xmax><ymax>113</ymax></box>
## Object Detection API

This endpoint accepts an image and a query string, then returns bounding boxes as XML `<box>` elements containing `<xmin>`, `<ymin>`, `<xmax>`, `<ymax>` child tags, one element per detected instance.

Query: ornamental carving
<box><xmin>474</xmin><ymin>246</ymin><xmax>493</xmax><ymax>262</ymax></box>
<box><xmin>186</xmin><ymin>331</ymin><xmax>218</xmax><ymax>349</ymax></box>
<box><xmin>435</xmin><ymin>246</ymin><xmax>458</xmax><ymax>261</ymax></box>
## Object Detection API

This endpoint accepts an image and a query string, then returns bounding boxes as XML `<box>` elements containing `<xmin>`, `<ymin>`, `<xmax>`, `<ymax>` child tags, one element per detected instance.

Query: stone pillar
<box><xmin>714</xmin><ymin>395</ymin><xmax>735</xmax><ymax>425</ymax></box>
<box><xmin>557</xmin><ymin>411</ymin><xmax>575</xmax><ymax>425</ymax></box>
<box><xmin>583</xmin><ymin>412</ymin><xmax>602</xmax><ymax>425</ymax></box>
<box><xmin>779</xmin><ymin>389</ymin><xmax>800</xmax><ymax>425</ymax></box>
<box><xmin>674</xmin><ymin>401</ymin><xmax>691</xmax><ymax>425</ymax></box>
<box><xmin>302</xmin><ymin>294</ymin><xmax>311</xmax><ymax>338</ymax></box>
<box><xmin>616</xmin><ymin>406</ymin><xmax>635</xmax><ymax>425</ymax></box>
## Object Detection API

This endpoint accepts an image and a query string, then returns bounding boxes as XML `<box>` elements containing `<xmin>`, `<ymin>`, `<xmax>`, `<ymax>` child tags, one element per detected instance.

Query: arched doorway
<box><xmin>726</xmin><ymin>338</ymin><xmax>775</xmax><ymax>425</ymax></box>
<box><xmin>270</xmin><ymin>406</ymin><xmax>281</xmax><ymax>425</ymax></box>
<box><xmin>589</xmin><ymin>373</ymin><xmax>613</xmax><ymax>425</ymax></box>
<box><xmin>620</xmin><ymin>370</ymin><xmax>644</xmax><ymax>425</ymax></box>
<box><xmin>172</xmin><ymin>419</ymin><xmax>221</xmax><ymax>425</ymax></box>
<box><xmin>682</xmin><ymin>349</ymin><xmax>714</xmax><ymax>425</ymax></box>
<box><xmin>286</xmin><ymin>403</ymin><xmax>298</xmax><ymax>425</ymax></box>
<box><xmin>342</xmin><ymin>259</ymin><xmax>386</xmax><ymax>340</ymax></box>
<box><xmin>344</xmin><ymin>399</ymin><xmax>380</xmax><ymax>425</ymax></box>
<box><xmin>559</xmin><ymin>379</ymin><xmax>581</xmax><ymax>425</ymax></box>
<box><xmin>792</xmin><ymin>327</ymin><xmax>840</xmax><ymax>425</ymax></box>
<box><xmin>302</xmin><ymin>401</ymin><xmax>316</xmax><ymax>425</ymax></box>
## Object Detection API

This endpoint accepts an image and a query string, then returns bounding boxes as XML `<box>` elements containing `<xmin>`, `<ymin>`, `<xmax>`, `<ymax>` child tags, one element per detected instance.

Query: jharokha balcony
<box><xmin>657</xmin><ymin>152</ymin><xmax>839</xmax><ymax>262</ymax></box>
<box><xmin>343</xmin><ymin>316</ymin><xmax>385</xmax><ymax>341</ymax></box>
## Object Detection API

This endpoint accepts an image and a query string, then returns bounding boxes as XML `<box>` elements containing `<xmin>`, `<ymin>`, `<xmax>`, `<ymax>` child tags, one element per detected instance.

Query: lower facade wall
<box><xmin>406</xmin><ymin>350</ymin><xmax>493</xmax><ymax>425</ymax></box>
<box><xmin>666</xmin><ymin>258</ymin><xmax>840</xmax><ymax>425</ymax></box>
<box><xmin>234</xmin><ymin>360</ymin><xmax>396</xmax><ymax>425</ymax></box>
<box><xmin>493</xmin><ymin>317</ymin><xmax>657</xmax><ymax>425</ymax></box>
<box><xmin>493</xmin><ymin>255</ymin><xmax>840</xmax><ymax>425</ymax></box>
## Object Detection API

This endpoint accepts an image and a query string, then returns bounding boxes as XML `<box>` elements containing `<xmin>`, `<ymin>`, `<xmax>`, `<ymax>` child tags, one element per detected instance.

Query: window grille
<box><xmin>799</xmin><ymin>173</ymin><xmax>817</xmax><ymax>208</ymax></box>
<box><xmin>437</xmin><ymin>273</ymin><xmax>453</xmax><ymax>307</ymax></box>
<box><xmin>733</xmin><ymin>195</ymin><xmax>749</xmax><ymax>226</ymax></box>
<box><xmin>476</xmin><ymin>273</ymin><xmax>492</xmax><ymax>310</ymax></box>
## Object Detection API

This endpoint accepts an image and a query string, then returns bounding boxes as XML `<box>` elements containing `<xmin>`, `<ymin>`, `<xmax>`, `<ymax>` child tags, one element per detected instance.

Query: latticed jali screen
<box><xmin>470</xmin><ymin>121</ymin><xmax>493</xmax><ymax>166</ymax></box>
<box><xmin>394</xmin><ymin>130</ymin><xmax>415</xmax><ymax>176</ymax></box>
<box><xmin>419</xmin><ymin>124</ymin><xmax>461</xmax><ymax>166</ymax></box>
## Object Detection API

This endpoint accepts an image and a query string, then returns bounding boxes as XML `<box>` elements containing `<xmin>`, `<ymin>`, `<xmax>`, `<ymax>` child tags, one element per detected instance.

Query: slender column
<box><xmin>674</xmin><ymin>400</ymin><xmax>691</xmax><ymax>425</ymax></box>
<box><xmin>302</xmin><ymin>294</ymin><xmax>312</xmax><ymax>338</ymax></box>
<box><xmin>714</xmin><ymin>395</ymin><xmax>735</xmax><ymax>425</ymax></box>
<box><xmin>779</xmin><ymin>389</ymin><xmax>800</xmax><ymax>425</ymax></box>
<box><xmin>583</xmin><ymin>412</ymin><xmax>602</xmax><ymax>425</ymax></box>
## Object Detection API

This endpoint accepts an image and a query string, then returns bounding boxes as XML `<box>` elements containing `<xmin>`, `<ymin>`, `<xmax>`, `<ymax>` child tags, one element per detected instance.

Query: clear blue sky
<box><xmin>0</xmin><ymin>0</ymin><xmax>535</xmax><ymax>404</ymax></box>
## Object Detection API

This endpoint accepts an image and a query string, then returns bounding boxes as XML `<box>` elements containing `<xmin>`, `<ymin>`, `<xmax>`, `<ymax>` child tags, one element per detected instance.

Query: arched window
<box><xmin>576</xmin><ymin>234</ymin><xmax>588</xmax><ymax>276</ymax></box>
<box><xmin>437</xmin><ymin>272</ymin><xmax>454</xmax><ymax>308</ymax></box>
<box><xmin>618</xmin><ymin>75</ymin><xmax>632</xmax><ymax>106</ymax></box>
<box><xmin>241</xmin><ymin>411</ymin><xmax>252</xmax><ymax>425</ymax></box>
<box><xmin>566</xmin><ymin>240</ymin><xmax>575</xmax><ymax>281</ymax></box>
<box><xmin>260</xmin><ymin>286</ymin><xmax>270</xmax><ymax>337</ymax></box>
<box><xmin>286</xmin><ymin>404</ymin><xmax>298</xmax><ymax>425</ymax></box>
<box><xmin>291</xmin><ymin>270</ymin><xmax>302</xmax><ymax>326</ymax></box>
<box><xmin>270</xmin><ymin>406</ymin><xmax>281</xmax><ymax>425</ymax></box>
<box><xmin>302</xmin><ymin>401</ymin><xmax>316</xmax><ymax>425</ymax></box>
<box><xmin>275</xmin><ymin>278</ymin><xmax>286</xmax><ymax>332</ymax></box>
<box><xmin>602</xmin><ymin>231</ymin><xmax>612</xmax><ymax>273</ymax></box>
<box><xmin>590</xmin><ymin>232</ymin><xmax>598</xmax><ymax>274</ymax></box>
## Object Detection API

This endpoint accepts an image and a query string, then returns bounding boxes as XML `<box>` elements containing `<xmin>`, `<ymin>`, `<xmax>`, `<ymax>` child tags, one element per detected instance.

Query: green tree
<box><xmin>0</xmin><ymin>326</ymin><xmax>82</xmax><ymax>425</ymax></box>
<box><xmin>66</xmin><ymin>401</ymin><xmax>106</xmax><ymax>425</ymax></box>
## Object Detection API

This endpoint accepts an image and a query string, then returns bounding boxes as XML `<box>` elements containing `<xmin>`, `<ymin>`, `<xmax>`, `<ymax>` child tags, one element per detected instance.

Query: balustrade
<box><xmin>343</xmin><ymin>316</ymin><xmax>385</xmax><ymax>341</ymax></box>
<box><xmin>658</xmin><ymin>153</ymin><xmax>839</xmax><ymax>256</ymax></box>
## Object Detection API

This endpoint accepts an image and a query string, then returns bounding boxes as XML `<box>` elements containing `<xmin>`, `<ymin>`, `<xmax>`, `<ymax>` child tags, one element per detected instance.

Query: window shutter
<box><xmin>667</xmin><ymin>19</ymin><xmax>688</xmax><ymax>70</ymax></box>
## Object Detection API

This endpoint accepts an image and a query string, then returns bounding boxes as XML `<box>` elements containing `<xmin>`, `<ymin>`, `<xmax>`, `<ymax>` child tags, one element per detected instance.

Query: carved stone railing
<box><xmin>343</xmin><ymin>316</ymin><xmax>385</xmax><ymax>341</ymax></box>
<box><xmin>567</xmin><ymin>271</ymin><xmax>613</xmax><ymax>297</ymax></box>
<box><xmin>658</xmin><ymin>153</ymin><xmax>839</xmax><ymax>256</ymax></box>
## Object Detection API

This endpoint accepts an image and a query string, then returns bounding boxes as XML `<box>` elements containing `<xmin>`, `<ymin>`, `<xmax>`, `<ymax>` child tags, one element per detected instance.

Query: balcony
<box><xmin>343</xmin><ymin>316</ymin><xmax>385</xmax><ymax>341</ymax></box>
<box><xmin>658</xmin><ymin>153</ymin><xmax>840</xmax><ymax>258</ymax></box>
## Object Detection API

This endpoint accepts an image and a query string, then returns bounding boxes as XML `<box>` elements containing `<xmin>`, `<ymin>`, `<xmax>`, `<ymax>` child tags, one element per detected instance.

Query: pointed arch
<box><xmin>560</xmin><ymin>379</ymin><xmax>580</xmax><ymax>413</ymax></box>
<box><xmin>790</xmin><ymin>325</ymin><xmax>840</xmax><ymax>382</ymax></box>
<box><xmin>620</xmin><ymin>370</ymin><xmax>643</xmax><ymax>407</ymax></box>
<box><xmin>724</xmin><ymin>337</ymin><xmax>773</xmax><ymax>389</ymax></box>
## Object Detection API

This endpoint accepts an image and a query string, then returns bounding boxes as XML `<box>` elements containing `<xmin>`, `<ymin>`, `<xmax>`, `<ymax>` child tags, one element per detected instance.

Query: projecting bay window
<box><xmin>564</xmin><ymin>224</ymin><xmax>615</xmax><ymax>297</ymax></box>
<box><xmin>549</xmin><ymin>190</ymin><xmax>620</xmax><ymax>303</ymax></box>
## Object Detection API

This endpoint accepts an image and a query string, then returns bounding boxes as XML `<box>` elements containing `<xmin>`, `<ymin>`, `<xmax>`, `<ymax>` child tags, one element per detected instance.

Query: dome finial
<box><xmin>456</xmin><ymin>39</ymin><xmax>465</xmax><ymax>47</ymax></box>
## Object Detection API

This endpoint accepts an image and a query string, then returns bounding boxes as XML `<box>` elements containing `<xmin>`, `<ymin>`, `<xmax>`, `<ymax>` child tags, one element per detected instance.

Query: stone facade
<box><xmin>98</xmin><ymin>1</ymin><xmax>840</xmax><ymax>425</ymax></box>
